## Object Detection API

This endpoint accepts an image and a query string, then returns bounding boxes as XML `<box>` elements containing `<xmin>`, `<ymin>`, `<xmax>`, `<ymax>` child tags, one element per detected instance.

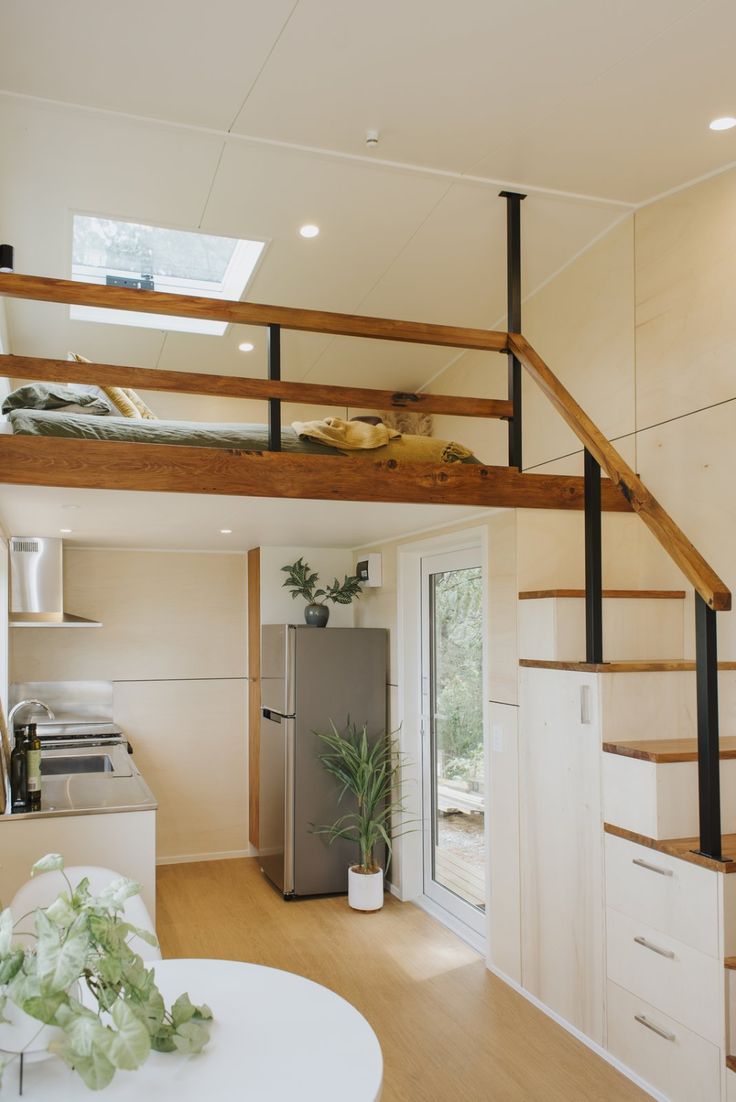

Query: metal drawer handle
<box><xmin>634</xmin><ymin>935</ymin><xmax>676</xmax><ymax>959</ymax></box>
<box><xmin>632</xmin><ymin>857</ymin><xmax>673</xmax><ymax>877</ymax></box>
<box><xmin>634</xmin><ymin>1014</ymin><xmax>676</xmax><ymax>1042</ymax></box>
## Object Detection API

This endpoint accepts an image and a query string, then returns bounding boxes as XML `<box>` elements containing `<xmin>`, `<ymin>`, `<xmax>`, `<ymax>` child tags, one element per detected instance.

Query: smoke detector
<box><xmin>365</xmin><ymin>130</ymin><xmax>379</xmax><ymax>148</ymax></box>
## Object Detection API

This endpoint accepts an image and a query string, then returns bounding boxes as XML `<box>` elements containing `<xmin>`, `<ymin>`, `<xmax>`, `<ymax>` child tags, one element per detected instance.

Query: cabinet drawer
<box><xmin>606</xmin><ymin>907</ymin><xmax>723</xmax><ymax>1044</ymax></box>
<box><xmin>607</xmin><ymin>980</ymin><xmax>721</xmax><ymax>1102</ymax></box>
<box><xmin>605</xmin><ymin>832</ymin><xmax>719</xmax><ymax>957</ymax></box>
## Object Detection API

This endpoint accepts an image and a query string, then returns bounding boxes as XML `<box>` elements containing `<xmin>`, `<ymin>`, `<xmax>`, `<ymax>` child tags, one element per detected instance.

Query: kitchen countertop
<box><xmin>0</xmin><ymin>744</ymin><xmax>157</xmax><ymax>821</ymax></box>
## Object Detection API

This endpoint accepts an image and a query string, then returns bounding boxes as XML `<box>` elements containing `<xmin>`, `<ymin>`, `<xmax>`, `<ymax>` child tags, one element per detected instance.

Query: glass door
<box><xmin>420</xmin><ymin>546</ymin><xmax>486</xmax><ymax>939</ymax></box>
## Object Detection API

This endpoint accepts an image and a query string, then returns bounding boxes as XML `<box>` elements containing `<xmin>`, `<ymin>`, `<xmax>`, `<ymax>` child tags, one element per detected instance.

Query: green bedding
<box><xmin>8</xmin><ymin>409</ymin><xmax>480</xmax><ymax>463</ymax></box>
<box><xmin>7</xmin><ymin>409</ymin><xmax>343</xmax><ymax>455</ymax></box>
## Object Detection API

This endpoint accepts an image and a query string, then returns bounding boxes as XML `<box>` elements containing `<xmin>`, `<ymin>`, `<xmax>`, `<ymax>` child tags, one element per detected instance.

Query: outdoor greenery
<box><xmin>73</xmin><ymin>215</ymin><xmax>236</xmax><ymax>282</ymax></box>
<box><xmin>281</xmin><ymin>557</ymin><xmax>363</xmax><ymax>607</ymax></box>
<box><xmin>432</xmin><ymin>566</ymin><xmax>483</xmax><ymax>783</ymax></box>
<box><xmin>0</xmin><ymin>855</ymin><xmax>212</xmax><ymax>1091</ymax></box>
<box><xmin>313</xmin><ymin>723</ymin><xmax>409</xmax><ymax>873</ymax></box>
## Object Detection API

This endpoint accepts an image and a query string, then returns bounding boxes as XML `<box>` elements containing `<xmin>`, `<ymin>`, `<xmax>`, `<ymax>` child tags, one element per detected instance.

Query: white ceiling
<box><xmin>0</xmin><ymin>484</ymin><xmax>481</xmax><ymax>553</ymax></box>
<box><xmin>1</xmin><ymin>0</ymin><xmax>734</xmax><ymax>548</ymax></box>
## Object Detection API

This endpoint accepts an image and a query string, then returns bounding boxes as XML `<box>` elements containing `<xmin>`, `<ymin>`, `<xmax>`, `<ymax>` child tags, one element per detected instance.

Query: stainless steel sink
<box><xmin>41</xmin><ymin>755</ymin><xmax>114</xmax><ymax>776</ymax></box>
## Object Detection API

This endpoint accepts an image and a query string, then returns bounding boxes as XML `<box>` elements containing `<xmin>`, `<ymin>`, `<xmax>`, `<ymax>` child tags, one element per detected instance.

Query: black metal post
<box><xmin>499</xmin><ymin>190</ymin><xmax>526</xmax><ymax>470</ymax></box>
<box><xmin>584</xmin><ymin>448</ymin><xmax>603</xmax><ymax>664</ymax></box>
<box><xmin>695</xmin><ymin>593</ymin><xmax>722</xmax><ymax>860</ymax></box>
<box><xmin>268</xmin><ymin>324</ymin><xmax>281</xmax><ymax>452</ymax></box>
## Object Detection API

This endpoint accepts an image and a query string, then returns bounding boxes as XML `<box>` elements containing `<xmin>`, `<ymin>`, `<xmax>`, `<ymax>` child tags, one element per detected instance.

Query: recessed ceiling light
<box><xmin>709</xmin><ymin>116</ymin><xmax>736</xmax><ymax>131</ymax></box>
<box><xmin>299</xmin><ymin>224</ymin><xmax>320</xmax><ymax>239</ymax></box>
<box><xmin>220</xmin><ymin>528</ymin><xmax>233</xmax><ymax>535</ymax></box>
<box><xmin>60</xmin><ymin>528</ymin><xmax>72</xmax><ymax>534</ymax></box>
<box><xmin>238</xmin><ymin>341</ymin><xmax>255</xmax><ymax>353</ymax></box>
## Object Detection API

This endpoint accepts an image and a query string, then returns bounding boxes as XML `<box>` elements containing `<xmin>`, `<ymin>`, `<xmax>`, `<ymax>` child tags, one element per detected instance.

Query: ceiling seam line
<box><xmin>225</xmin><ymin>0</ymin><xmax>302</xmax><ymax>132</ymax></box>
<box><xmin>0</xmin><ymin>89</ymin><xmax>635</xmax><ymax>210</ymax></box>
<box><xmin>299</xmin><ymin>179</ymin><xmax>457</xmax><ymax>385</ymax></box>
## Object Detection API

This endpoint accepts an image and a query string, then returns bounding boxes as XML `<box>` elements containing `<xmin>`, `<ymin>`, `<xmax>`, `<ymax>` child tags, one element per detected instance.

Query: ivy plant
<box><xmin>281</xmin><ymin>557</ymin><xmax>363</xmax><ymax>607</ymax></box>
<box><xmin>0</xmin><ymin>854</ymin><xmax>212</xmax><ymax>1091</ymax></box>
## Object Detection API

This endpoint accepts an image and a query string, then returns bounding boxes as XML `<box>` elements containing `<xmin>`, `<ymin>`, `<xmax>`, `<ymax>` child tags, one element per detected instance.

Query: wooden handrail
<box><xmin>0</xmin><ymin>274</ymin><xmax>509</xmax><ymax>353</ymax></box>
<box><xmin>0</xmin><ymin>355</ymin><xmax>512</xmax><ymax>421</ymax></box>
<box><xmin>509</xmin><ymin>333</ymin><xmax>732</xmax><ymax>612</ymax></box>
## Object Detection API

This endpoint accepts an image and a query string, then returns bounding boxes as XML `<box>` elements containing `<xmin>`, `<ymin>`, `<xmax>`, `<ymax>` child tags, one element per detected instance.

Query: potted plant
<box><xmin>0</xmin><ymin>854</ymin><xmax>212</xmax><ymax>1091</ymax></box>
<box><xmin>313</xmin><ymin>722</ymin><xmax>410</xmax><ymax>911</ymax></box>
<box><xmin>281</xmin><ymin>557</ymin><xmax>363</xmax><ymax>627</ymax></box>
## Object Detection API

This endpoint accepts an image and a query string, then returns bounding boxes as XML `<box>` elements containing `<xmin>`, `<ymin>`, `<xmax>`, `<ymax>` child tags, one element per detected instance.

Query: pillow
<box><xmin>124</xmin><ymin>388</ymin><xmax>158</xmax><ymax>420</ymax></box>
<box><xmin>2</xmin><ymin>382</ymin><xmax>114</xmax><ymax>417</ymax></box>
<box><xmin>67</xmin><ymin>352</ymin><xmax>159</xmax><ymax>420</ymax></box>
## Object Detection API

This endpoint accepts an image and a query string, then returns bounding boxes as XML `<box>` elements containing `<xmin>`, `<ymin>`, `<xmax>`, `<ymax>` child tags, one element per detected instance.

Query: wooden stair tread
<box><xmin>521</xmin><ymin>659</ymin><xmax>736</xmax><ymax>672</ymax></box>
<box><xmin>602</xmin><ymin>737</ymin><xmax>736</xmax><ymax>763</ymax></box>
<box><xmin>518</xmin><ymin>589</ymin><xmax>686</xmax><ymax>601</ymax></box>
<box><xmin>727</xmin><ymin>1055</ymin><xmax>736</xmax><ymax>1073</ymax></box>
<box><xmin>604</xmin><ymin>823</ymin><xmax>736</xmax><ymax>874</ymax></box>
<box><xmin>725</xmin><ymin>957</ymin><xmax>736</xmax><ymax>971</ymax></box>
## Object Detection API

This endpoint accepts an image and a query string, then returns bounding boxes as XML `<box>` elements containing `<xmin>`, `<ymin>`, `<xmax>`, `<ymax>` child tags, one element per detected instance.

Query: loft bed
<box><xmin>0</xmin><ymin>192</ymin><xmax>732</xmax><ymax>865</ymax></box>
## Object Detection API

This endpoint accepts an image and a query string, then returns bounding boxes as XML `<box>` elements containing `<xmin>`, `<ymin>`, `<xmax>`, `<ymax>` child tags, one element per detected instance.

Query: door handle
<box><xmin>262</xmin><ymin>709</ymin><xmax>282</xmax><ymax>723</ymax></box>
<box><xmin>634</xmin><ymin>1014</ymin><xmax>675</xmax><ymax>1042</ymax></box>
<box><xmin>632</xmin><ymin>857</ymin><xmax>673</xmax><ymax>877</ymax></box>
<box><xmin>634</xmin><ymin>936</ymin><xmax>675</xmax><ymax>959</ymax></box>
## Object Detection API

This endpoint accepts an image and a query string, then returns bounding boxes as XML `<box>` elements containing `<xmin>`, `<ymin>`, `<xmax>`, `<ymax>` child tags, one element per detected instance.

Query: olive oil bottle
<box><xmin>10</xmin><ymin>725</ymin><xmax>28</xmax><ymax>812</ymax></box>
<box><xmin>25</xmin><ymin>722</ymin><xmax>42</xmax><ymax>811</ymax></box>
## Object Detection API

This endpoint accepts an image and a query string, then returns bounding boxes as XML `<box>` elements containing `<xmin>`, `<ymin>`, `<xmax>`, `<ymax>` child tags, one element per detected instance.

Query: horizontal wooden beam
<box><xmin>0</xmin><ymin>436</ymin><xmax>632</xmax><ymax>510</ymax></box>
<box><xmin>509</xmin><ymin>333</ymin><xmax>732</xmax><ymax>612</ymax></box>
<box><xmin>0</xmin><ymin>355</ymin><xmax>512</xmax><ymax>421</ymax></box>
<box><xmin>0</xmin><ymin>273</ymin><xmax>509</xmax><ymax>353</ymax></box>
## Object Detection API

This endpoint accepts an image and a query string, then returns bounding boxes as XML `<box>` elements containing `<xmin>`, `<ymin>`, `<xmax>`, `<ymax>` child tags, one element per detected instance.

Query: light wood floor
<box><xmin>157</xmin><ymin>859</ymin><xmax>647</xmax><ymax>1102</ymax></box>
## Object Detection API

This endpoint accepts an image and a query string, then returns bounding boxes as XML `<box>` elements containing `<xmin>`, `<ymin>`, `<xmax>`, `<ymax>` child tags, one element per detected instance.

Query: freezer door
<box><xmin>292</xmin><ymin>627</ymin><xmax>387</xmax><ymax>896</ymax></box>
<box><xmin>258</xmin><ymin>709</ymin><xmax>295</xmax><ymax>895</ymax></box>
<box><xmin>260</xmin><ymin>624</ymin><xmax>296</xmax><ymax>714</ymax></box>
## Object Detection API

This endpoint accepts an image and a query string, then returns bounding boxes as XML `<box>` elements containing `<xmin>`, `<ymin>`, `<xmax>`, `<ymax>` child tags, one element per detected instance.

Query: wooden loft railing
<box><xmin>509</xmin><ymin>334</ymin><xmax>731</xmax><ymax>614</ymax></box>
<box><xmin>0</xmin><ymin>258</ymin><xmax>730</xmax><ymax>862</ymax></box>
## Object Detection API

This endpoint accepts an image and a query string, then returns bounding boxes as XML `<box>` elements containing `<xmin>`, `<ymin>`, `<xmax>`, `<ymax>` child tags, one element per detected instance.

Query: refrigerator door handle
<box><xmin>262</xmin><ymin>707</ymin><xmax>282</xmax><ymax>723</ymax></box>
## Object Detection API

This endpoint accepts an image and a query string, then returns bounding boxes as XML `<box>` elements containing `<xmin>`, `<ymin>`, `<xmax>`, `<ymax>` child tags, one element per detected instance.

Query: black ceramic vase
<box><xmin>304</xmin><ymin>603</ymin><xmax>329</xmax><ymax>627</ymax></box>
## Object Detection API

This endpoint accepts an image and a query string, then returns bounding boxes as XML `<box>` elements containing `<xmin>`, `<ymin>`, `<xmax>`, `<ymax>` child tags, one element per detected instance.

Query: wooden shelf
<box><xmin>520</xmin><ymin>659</ymin><xmax>736</xmax><ymax>672</ymax></box>
<box><xmin>602</xmin><ymin>737</ymin><xmax>736</xmax><ymax>763</ymax></box>
<box><xmin>518</xmin><ymin>589</ymin><xmax>686</xmax><ymax>601</ymax></box>
<box><xmin>604</xmin><ymin>822</ymin><xmax>736</xmax><ymax>874</ymax></box>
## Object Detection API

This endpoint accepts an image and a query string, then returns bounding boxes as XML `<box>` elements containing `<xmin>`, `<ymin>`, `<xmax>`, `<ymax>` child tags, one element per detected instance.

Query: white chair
<box><xmin>10</xmin><ymin>864</ymin><xmax>161</xmax><ymax>961</ymax></box>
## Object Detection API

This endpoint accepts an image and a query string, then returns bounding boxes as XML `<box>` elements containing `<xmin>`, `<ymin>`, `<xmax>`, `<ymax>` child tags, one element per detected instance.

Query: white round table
<box><xmin>1</xmin><ymin>959</ymin><xmax>383</xmax><ymax>1101</ymax></box>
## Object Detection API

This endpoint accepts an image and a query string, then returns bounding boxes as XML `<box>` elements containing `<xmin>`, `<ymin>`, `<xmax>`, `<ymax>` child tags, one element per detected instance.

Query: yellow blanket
<box><xmin>291</xmin><ymin>416</ymin><xmax>400</xmax><ymax>450</ymax></box>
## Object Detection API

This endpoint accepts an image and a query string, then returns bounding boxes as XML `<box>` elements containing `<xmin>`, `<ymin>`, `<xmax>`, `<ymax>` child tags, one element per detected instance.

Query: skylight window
<box><xmin>70</xmin><ymin>215</ymin><xmax>266</xmax><ymax>335</ymax></box>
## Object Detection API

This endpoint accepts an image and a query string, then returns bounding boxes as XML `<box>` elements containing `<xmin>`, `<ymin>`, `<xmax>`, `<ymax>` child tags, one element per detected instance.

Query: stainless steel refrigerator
<box><xmin>259</xmin><ymin>624</ymin><xmax>387</xmax><ymax>898</ymax></box>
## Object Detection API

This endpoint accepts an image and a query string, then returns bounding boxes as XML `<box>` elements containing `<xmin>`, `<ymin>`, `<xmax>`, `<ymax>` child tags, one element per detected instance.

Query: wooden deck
<box><xmin>435</xmin><ymin>846</ymin><xmax>486</xmax><ymax>909</ymax></box>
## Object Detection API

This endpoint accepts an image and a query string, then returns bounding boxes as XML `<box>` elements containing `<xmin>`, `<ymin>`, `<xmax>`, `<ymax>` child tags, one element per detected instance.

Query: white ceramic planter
<box><xmin>348</xmin><ymin>866</ymin><xmax>384</xmax><ymax>911</ymax></box>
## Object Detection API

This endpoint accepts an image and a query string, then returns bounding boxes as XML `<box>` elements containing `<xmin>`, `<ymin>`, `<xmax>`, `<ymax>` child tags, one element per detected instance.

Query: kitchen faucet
<box><xmin>8</xmin><ymin>698</ymin><xmax>56</xmax><ymax>733</ymax></box>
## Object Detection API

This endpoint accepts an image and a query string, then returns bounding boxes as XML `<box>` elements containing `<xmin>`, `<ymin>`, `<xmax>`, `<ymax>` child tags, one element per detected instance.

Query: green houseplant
<box><xmin>313</xmin><ymin>723</ymin><xmax>410</xmax><ymax>911</ymax></box>
<box><xmin>281</xmin><ymin>557</ymin><xmax>363</xmax><ymax>627</ymax></box>
<box><xmin>0</xmin><ymin>855</ymin><xmax>212</xmax><ymax>1091</ymax></box>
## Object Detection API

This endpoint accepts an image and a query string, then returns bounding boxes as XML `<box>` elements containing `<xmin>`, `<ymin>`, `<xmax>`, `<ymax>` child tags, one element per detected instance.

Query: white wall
<box><xmin>260</xmin><ymin>545</ymin><xmax>356</xmax><ymax>626</ymax></box>
<box><xmin>10</xmin><ymin>548</ymin><xmax>249</xmax><ymax>862</ymax></box>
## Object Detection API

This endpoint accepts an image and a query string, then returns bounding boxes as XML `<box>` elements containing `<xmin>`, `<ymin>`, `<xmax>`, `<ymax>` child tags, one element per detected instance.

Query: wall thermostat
<box><xmin>356</xmin><ymin>553</ymin><xmax>382</xmax><ymax>588</ymax></box>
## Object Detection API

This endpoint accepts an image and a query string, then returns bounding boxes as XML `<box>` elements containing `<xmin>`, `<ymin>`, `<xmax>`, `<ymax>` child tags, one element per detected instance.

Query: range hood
<box><xmin>9</xmin><ymin>536</ymin><xmax>101</xmax><ymax>628</ymax></box>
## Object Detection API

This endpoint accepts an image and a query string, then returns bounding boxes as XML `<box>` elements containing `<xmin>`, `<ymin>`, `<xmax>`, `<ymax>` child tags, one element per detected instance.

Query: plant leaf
<box><xmin>172</xmin><ymin>1019</ymin><xmax>210</xmax><ymax>1054</ymax></box>
<box><xmin>45</xmin><ymin>892</ymin><xmax>77</xmax><ymax>928</ymax></box>
<box><xmin>31</xmin><ymin>853</ymin><xmax>64</xmax><ymax>876</ymax></box>
<box><xmin>171</xmin><ymin>992</ymin><xmax>197</xmax><ymax>1028</ymax></box>
<box><xmin>109</xmin><ymin>999</ymin><xmax>151</xmax><ymax>1070</ymax></box>
<box><xmin>95</xmin><ymin>877</ymin><xmax>141</xmax><ymax>912</ymax></box>
<box><xmin>151</xmin><ymin>1022</ymin><xmax>176</xmax><ymax>1053</ymax></box>
<box><xmin>67</xmin><ymin>1045</ymin><xmax>116</xmax><ymax>1091</ymax></box>
<box><xmin>0</xmin><ymin>910</ymin><xmax>13</xmax><ymax>958</ymax></box>
<box><xmin>36</xmin><ymin>911</ymin><xmax>90</xmax><ymax>994</ymax></box>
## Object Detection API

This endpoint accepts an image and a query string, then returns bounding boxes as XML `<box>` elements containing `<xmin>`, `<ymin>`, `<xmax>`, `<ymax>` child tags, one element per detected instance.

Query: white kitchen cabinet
<box><xmin>0</xmin><ymin>809</ymin><xmax>156</xmax><ymax>918</ymax></box>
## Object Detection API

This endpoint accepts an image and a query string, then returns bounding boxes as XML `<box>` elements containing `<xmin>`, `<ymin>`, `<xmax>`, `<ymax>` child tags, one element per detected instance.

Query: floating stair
<box><xmin>603</xmin><ymin>738</ymin><xmax>736</xmax><ymax>840</ymax></box>
<box><xmin>518</xmin><ymin>589</ymin><xmax>686</xmax><ymax>662</ymax></box>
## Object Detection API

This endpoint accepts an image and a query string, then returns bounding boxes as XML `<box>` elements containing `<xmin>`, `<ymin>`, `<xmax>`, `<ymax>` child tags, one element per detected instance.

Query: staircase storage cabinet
<box><xmin>607</xmin><ymin>980</ymin><xmax>722</xmax><ymax>1102</ymax></box>
<box><xmin>604</xmin><ymin>831</ymin><xmax>720</xmax><ymax>956</ymax></box>
<box><xmin>606</xmin><ymin>907</ymin><xmax>723</xmax><ymax>1044</ymax></box>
